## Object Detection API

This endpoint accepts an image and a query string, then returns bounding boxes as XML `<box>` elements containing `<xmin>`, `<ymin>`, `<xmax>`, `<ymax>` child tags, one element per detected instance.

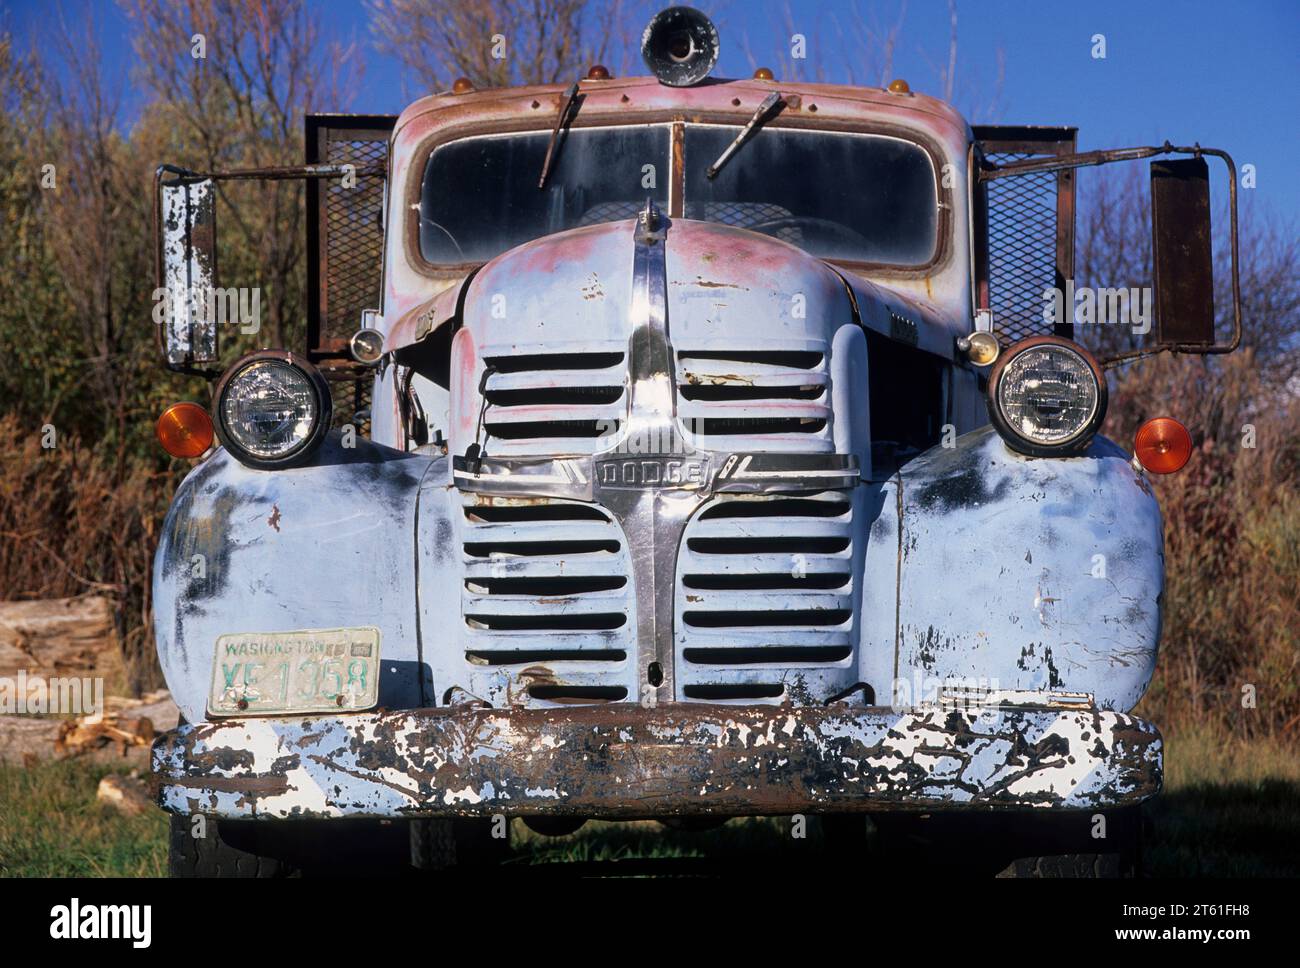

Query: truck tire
<box><xmin>411</xmin><ymin>818</ymin><xmax>514</xmax><ymax>870</ymax></box>
<box><xmin>168</xmin><ymin>814</ymin><xmax>295</xmax><ymax>878</ymax></box>
<box><xmin>820</xmin><ymin>814</ymin><xmax>869</xmax><ymax>856</ymax></box>
<box><xmin>999</xmin><ymin>852</ymin><xmax>1126</xmax><ymax>878</ymax></box>
<box><xmin>998</xmin><ymin>806</ymin><xmax>1143</xmax><ymax>878</ymax></box>
<box><xmin>867</xmin><ymin>807</ymin><xmax>1143</xmax><ymax>878</ymax></box>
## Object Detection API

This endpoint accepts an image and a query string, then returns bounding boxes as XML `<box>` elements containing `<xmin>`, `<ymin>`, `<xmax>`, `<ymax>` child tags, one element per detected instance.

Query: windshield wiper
<box><xmin>705</xmin><ymin>92</ymin><xmax>785</xmax><ymax>180</ymax></box>
<box><xmin>537</xmin><ymin>81</ymin><xmax>582</xmax><ymax>189</ymax></box>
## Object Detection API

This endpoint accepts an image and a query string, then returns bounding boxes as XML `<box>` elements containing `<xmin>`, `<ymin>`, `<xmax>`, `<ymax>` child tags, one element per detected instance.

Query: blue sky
<box><xmin>4</xmin><ymin>0</ymin><xmax>1296</xmax><ymax>219</ymax></box>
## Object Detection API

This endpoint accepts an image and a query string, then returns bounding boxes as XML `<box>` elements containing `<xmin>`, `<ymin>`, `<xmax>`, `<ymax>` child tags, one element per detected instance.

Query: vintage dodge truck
<box><xmin>150</xmin><ymin>7</ymin><xmax>1241</xmax><ymax>875</ymax></box>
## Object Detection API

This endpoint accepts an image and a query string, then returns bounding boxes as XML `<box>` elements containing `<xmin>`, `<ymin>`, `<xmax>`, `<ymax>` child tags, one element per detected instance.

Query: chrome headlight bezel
<box><xmin>986</xmin><ymin>336</ymin><xmax>1108</xmax><ymax>457</ymax></box>
<box><xmin>212</xmin><ymin>350</ymin><xmax>332</xmax><ymax>469</ymax></box>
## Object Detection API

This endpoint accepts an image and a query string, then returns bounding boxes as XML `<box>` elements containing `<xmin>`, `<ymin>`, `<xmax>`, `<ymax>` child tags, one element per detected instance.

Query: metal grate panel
<box><xmin>322</xmin><ymin>138</ymin><xmax>386</xmax><ymax>343</ymax></box>
<box><xmin>974</xmin><ymin>126</ymin><xmax>1077</xmax><ymax>347</ymax></box>
<box><xmin>985</xmin><ymin>153</ymin><xmax>1060</xmax><ymax>345</ymax></box>
<box><xmin>306</xmin><ymin>115</ymin><xmax>396</xmax><ymax>363</ymax></box>
<box><xmin>327</xmin><ymin>374</ymin><xmax>373</xmax><ymax>435</ymax></box>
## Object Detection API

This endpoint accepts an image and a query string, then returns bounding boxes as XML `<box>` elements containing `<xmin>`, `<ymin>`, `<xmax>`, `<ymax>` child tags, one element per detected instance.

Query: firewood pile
<box><xmin>54</xmin><ymin>691</ymin><xmax>170</xmax><ymax>757</ymax></box>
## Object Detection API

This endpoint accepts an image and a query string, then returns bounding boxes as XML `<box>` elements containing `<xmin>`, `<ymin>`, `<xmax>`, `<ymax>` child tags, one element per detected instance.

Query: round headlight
<box><xmin>987</xmin><ymin>337</ymin><xmax>1107</xmax><ymax>456</ymax></box>
<box><xmin>213</xmin><ymin>352</ymin><xmax>331</xmax><ymax>467</ymax></box>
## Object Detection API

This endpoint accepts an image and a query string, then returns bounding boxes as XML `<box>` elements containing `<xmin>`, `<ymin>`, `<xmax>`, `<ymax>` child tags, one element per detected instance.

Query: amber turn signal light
<box><xmin>1134</xmin><ymin>417</ymin><xmax>1192</xmax><ymax>474</ymax></box>
<box><xmin>157</xmin><ymin>402</ymin><xmax>214</xmax><ymax>459</ymax></box>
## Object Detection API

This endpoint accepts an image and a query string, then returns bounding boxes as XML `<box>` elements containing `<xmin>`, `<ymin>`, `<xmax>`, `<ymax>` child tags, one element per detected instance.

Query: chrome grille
<box><xmin>675</xmin><ymin>342</ymin><xmax>834</xmax><ymax>453</ymax></box>
<box><xmin>459</xmin><ymin>496</ymin><xmax>636</xmax><ymax>706</ymax></box>
<box><xmin>480</xmin><ymin>345</ymin><xmax>626</xmax><ymax>456</ymax></box>
<box><xmin>674</xmin><ymin>491</ymin><xmax>857</xmax><ymax>703</ymax></box>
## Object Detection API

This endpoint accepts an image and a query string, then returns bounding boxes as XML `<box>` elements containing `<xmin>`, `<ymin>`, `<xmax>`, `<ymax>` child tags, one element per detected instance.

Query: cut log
<box><xmin>0</xmin><ymin>596</ymin><xmax>118</xmax><ymax>679</ymax></box>
<box><xmin>97</xmin><ymin>774</ymin><xmax>155</xmax><ymax>816</ymax></box>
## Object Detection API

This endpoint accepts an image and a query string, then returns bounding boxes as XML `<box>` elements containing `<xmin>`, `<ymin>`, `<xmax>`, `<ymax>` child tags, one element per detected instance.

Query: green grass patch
<box><xmin>1144</xmin><ymin>724</ymin><xmax>1300</xmax><ymax>877</ymax></box>
<box><xmin>510</xmin><ymin>817</ymin><xmax>800</xmax><ymax>869</ymax></box>
<box><xmin>0</xmin><ymin>759</ymin><xmax>167</xmax><ymax>878</ymax></box>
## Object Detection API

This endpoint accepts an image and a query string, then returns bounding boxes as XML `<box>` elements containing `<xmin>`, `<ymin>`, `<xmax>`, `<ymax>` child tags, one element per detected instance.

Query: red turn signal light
<box><xmin>157</xmin><ymin>402</ymin><xmax>214</xmax><ymax>459</ymax></box>
<box><xmin>1134</xmin><ymin>417</ymin><xmax>1192</xmax><ymax>474</ymax></box>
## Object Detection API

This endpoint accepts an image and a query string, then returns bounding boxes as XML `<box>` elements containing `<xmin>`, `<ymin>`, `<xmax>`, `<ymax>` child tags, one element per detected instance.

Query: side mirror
<box><xmin>1151</xmin><ymin>157</ymin><xmax>1215</xmax><ymax>348</ymax></box>
<box><xmin>156</xmin><ymin>167</ymin><xmax>219</xmax><ymax>372</ymax></box>
<box><xmin>976</xmin><ymin>143</ymin><xmax>1241</xmax><ymax>365</ymax></box>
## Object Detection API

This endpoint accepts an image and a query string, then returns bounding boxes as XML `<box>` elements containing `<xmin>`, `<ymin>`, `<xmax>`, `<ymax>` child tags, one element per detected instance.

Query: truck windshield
<box><xmin>419</xmin><ymin>123</ymin><xmax>937</xmax><ymax>266</ymax></box>
<box><xmin>683</xmin><ymin>125</ymin><xmax>937</xmax><ymax>265</ymax></box>
<box><xmin>420</xmin><ymin>125</ymin><xmax>672</xmax><ymax>264</ymax></box>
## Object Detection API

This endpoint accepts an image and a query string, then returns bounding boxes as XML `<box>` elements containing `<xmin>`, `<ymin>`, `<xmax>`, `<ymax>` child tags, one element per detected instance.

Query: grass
<box><xmin>1</xmin><ymin>722</ymin><xmax>1295</xmax><ymax>877</ymax></box>
<box><xmin>509</xmin><ymin>817</ymin><xmax>796</xmax><ymax>871</ymax></box>
<box><xmin>0</xmin><ymin>759</ymin><xmax>167</xmax><ymax>877</ymax></box>
<box><xmin>1143</xmin><ymin>722</ymin><xmax>1300</xmax><ymax>877</ymax></box>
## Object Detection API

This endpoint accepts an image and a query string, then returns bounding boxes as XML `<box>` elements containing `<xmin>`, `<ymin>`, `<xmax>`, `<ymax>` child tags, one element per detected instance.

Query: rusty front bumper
<box><xmin>152</xmin><ymin>702</ymin><xmax>1162</xmax><ymax>820</ymax></box>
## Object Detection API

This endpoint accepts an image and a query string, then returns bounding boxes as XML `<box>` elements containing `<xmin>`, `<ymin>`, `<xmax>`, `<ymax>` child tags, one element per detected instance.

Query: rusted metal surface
<box><xmin>1151</xmin><ymin>157</ymin><xmax>1215</xmax><ymax>346</ymax></box>
<box><xmin>150</xmin><ymin>44</ymin><xmax>1202</xmax><ymax>834</ymax></box>
<box><xmin>154</xmin><ymin>700</ymin><xmax>1162</xmax><ymax>819</ymax></box>
<box><xmin>156</xmin><ymin>169</ymin><xmax>218</xmax><ymax>372</ymax></box>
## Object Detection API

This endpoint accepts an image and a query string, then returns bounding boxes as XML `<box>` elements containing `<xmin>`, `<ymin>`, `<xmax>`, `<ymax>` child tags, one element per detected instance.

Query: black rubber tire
<box><xmin>998</xmin><ymin>807</ymin><xmax>1143</xmax><ymax>878</ymax></box>
<box><xmin>168</xmin><ymin>814</ymin><xmax>295</xmax><ymax>878</ymax></box>
<box><xmin>1000</xmin><ymin>852</ymin><xmax>1124</xmax><ymax>878</ymax></box>
<box><xmin>170</xmin><ymin>815</ymin><xmax>415</xmax><ymax>877</ymax></box>
<box><xmin>820</xmin><ymin>814</ymin><xmax>869</xmax><ymax>857</ymax></box>
<box><xmin>867</xmin><ymin>807</ymin><xmax>1143</xmax><ymax>878</ymax></box>
<box><xmin>411</xmin><ymin>818</ymin><xmax>514</xmax><ymax>870</ymax></box>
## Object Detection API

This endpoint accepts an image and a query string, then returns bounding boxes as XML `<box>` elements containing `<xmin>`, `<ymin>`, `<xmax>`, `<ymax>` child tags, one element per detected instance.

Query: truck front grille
<box><xmin>481</xmin><ymin>345</ymin><xmax>626</xmax><ymax>456</ymax></box>
<box><xmin>460</xmin><ymin>496</ymin><xmax>636</xmax><ymax>706</ymax></box>
<box><xmin>676</xmin><ymin>343</ymin><xmax>833</xmax><ymax>453</ymax></box>
<box><xmin>674</xmin><ymin>491</ymin><xmax>857</xmax><ymax>703</ymax></box>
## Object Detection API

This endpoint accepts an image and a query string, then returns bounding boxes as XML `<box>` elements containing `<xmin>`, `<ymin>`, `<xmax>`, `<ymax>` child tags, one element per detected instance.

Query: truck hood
<box><xmin>391</xmin><ymin>214</ymin><xmax>957</xmax><ymax>367</ymax></box>
<box><xmin>443</xmin><ymin>215</ymin><xmax>860</xmax><ymax>460</ymax></box>
<box><xmin>411</xmin><ymin>215</ymin><xmax>924</xmax><ymax>463</ymax></box>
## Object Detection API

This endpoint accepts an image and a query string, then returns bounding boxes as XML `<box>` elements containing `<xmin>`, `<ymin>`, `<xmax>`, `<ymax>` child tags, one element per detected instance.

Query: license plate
<box><xmin>207</xmin><ymin>627</ymin><xmax>381</xmax><ymax>717</ymax></box>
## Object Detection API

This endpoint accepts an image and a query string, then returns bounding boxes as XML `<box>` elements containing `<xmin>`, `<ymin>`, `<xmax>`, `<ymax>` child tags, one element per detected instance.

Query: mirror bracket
<box><xmin>979</xmin><ymin>143</ymin><xmax>1241</xmax><ymax>368</ymax></box>
<box><xmin>152</xmin><ymin>159</ymin><xmax>387</xmax><ymax>378</ymax></box>
<box><xmin>154</xmin><ymin>165</ymin><xmax>221</xmax><ymax>377</ymax></box>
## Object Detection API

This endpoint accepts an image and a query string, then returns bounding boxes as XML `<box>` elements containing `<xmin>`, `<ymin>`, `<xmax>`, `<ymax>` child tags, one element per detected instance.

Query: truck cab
<box><xmin>150</xmin><ymin>7</ymin><xmax>1239</xmax><ymax>876</ymax></box>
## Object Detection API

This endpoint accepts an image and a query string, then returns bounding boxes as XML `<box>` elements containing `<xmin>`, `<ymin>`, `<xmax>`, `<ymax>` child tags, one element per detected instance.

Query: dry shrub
<box><xmin>1111</xmin><ymin>355</ymin><xmax>1300</xmax><ymax>740</ymax></box>
<box><xmin>0</xmin><ymin>415</ymin><xmax>173</xmax><ymax>692</ymax></box>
